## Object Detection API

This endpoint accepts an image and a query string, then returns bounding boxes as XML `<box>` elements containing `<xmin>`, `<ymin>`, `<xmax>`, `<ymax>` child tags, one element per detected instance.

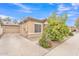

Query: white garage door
<box><xmin>3</xmin><ymin>25</ymin><xmax>20</xmax><ymax>33</ymax></box>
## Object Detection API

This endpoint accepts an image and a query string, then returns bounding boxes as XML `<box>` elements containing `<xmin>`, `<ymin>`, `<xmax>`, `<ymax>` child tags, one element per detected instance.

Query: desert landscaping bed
<box><xmin>27</xmin><ymin>34</ymin><xmax>74</xmax><ymax>51</ymax></box>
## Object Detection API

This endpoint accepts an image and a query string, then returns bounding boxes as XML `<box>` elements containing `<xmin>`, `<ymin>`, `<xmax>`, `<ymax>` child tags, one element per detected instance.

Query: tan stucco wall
<box><xmin>20</xmin><ymin>22</ymin><xmax>28</xmax><ymax>37</ymax></box>
<box><xmin>27</xmin><ymin>20</ymin><xmax>43</xmax><ymax>34</ymax></box>
<box><xmin>20</xmin><ymin>20</ymin><xmax>44</xmax><ymax>37</ymax></box>
<box><xmin>27</xmin><ymin>20</ymin><xmax>43</xmax><ymax>38</ymax></box>
<box><xmin>44</xmin><ymin>20</ymin><xmax>48</xmax><ymax>25</ymax></box>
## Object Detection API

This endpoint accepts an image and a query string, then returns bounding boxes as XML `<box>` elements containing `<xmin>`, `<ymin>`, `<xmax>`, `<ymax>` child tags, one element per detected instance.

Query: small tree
<box><xmin>4</xmin><ymin>17</ymin><xmax>11</xmax><ymax>22</ymax></box>
<box><xmin>39</xmin><ymin>12</ymin><xmax>70</xmax><ymax>48</ymax></box>
<box><xmin>47</xmin><ymin>13</ymin><xmax>69</xmax><ymax>41</ymax></box>
<box><xmin>13</xmin><ymin>19</ymin><xmax>18</xmax><ymax>24</ymax></box>
<box><xmin>60</xmin><ymin>13</ymin><xmax>68</xmax><ymax>24</ymax></box>
<box><xmin>75</xmin><ymin>17</ymin><xmax>79</xmax><ymax>28</ymax></box>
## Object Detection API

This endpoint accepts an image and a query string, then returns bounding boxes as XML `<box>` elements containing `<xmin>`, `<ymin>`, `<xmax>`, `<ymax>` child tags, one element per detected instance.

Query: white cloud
<box><xmin>71</xmin><ymin>3</ymin><xmax>79</xmax><ymax>10</ymax></box>
<box><xmin>48</xmin><ymin>3</ymin><xmax>54</xmax><ymax>5</ymax></box>
<box><xmin>67</xmin><ymin>11</ymin><xmax>79</xmax><ymax>18</ymax></box>
<box><xmin>68</xmin><ymin>14</ymin><xmax>74</xmax><ymax>17</ymax></box>
<box><xmin>72</xmin><ymin>3</ymin><xmax>79</xmax><ymax>10</ymax></box>
<box><xmin>57</xmin><ymin>4</ymin><xmax>71</xmax><ymax>15</ymax></box>
<box><xmin>17</xmin><ymin>9</ymin><xmax>32</xmax><ymax>13</ymax></box>
<box><xmin>57</xmin><ymin>3</ymin><xmax>79</xmax><ymax>14</ymax></box>
<box><xmin>71</xmin><ymin>3</ymin><xmax>79</xmax><ymax>6</ymax></box>
<box><xmin>13</xmin><ymin>3</ymin><xmax>32</xmax><ymax>13</ymax></box>
<box><xmin>0</xmin><ymin>15</ymin><xmax>14</xmax><ymax>19</ymax></box>
<box><xmin>58</xmin><ymin>4</ymin><xmax>70</xmax><ymax>12</ymax></box>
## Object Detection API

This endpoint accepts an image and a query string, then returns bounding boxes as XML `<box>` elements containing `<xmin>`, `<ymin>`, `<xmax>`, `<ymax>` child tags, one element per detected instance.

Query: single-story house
<box><xmin>19</xmin><ymin>17</ymin><xmax>48</xmax><ymax>38</ymax></box>
<box><xmin>0</xmin><ymin>18</ymin><xmax>19</xmax><ymax>33</ymax></box>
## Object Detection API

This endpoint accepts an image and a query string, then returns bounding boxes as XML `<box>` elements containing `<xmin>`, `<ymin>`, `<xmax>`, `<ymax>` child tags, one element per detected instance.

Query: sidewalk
<box><xmin>45</xmin><ymin>33</ymin><xmax>79</xmax><ymax>56</ymax></box>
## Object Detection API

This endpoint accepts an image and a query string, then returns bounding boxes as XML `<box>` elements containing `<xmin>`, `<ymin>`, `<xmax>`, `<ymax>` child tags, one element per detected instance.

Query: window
<box><xmin>34</xmin><ymin>24</ymin><xmax>41</xmax><ymax>33</ymax></box>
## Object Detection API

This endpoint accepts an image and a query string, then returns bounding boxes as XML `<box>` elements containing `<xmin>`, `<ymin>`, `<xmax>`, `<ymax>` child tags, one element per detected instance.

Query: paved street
<box><xmin>0</xmin><ymin>33</ymin><xmax>48</xmax><ymax>56</ymax></box>
<box><xmin>46</xmin><ymin>33</ymin><xmax>79</xmax><ymax>56</ymax></box>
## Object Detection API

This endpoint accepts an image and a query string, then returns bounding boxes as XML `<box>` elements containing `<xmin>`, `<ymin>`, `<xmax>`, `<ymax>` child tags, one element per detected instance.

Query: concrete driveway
<box><xmin>0</xmin><ymin>33</ymin><xmax>48</xmax><ymax>56</ymax></box>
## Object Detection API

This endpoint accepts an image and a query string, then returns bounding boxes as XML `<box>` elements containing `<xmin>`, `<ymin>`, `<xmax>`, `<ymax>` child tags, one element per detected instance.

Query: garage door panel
<box><xmin>3</xmin><ymin>25</ymin><xmax>19</xmax><ymax>33</ymax></box>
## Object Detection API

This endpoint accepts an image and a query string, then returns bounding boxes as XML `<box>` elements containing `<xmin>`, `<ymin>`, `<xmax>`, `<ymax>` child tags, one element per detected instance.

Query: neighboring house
<box><xmin>0</xmin><ymin>17</ymin><xmax>19</xmax><ymax>33</ymax></box>
<box><xmin>2</xmin><ymin>24</ymin><xmax>19</xmax><ymax>33</ymax></box>
<box><xmin>19</xmin><ymin>17</ymin><xmax>47</xmax><ymax>38</ymax></box>
<box><xmin>0</xmin><ymin>21</ymin><xmax>3</xmax><ymax>36</ymax></box>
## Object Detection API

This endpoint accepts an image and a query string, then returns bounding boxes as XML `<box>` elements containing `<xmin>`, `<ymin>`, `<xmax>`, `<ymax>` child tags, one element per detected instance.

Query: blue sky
<box><xmin>0</xmin><ymin>3</ymin><xmax>79</xmax><ymax>26</ymax></box>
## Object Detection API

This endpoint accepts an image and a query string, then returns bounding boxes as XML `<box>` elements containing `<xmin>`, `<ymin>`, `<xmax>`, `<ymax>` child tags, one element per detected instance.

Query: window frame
<box><xmin>34</xmin><ymin>23</ymin><xmax>42</xmax><ymax>33</ymax></box>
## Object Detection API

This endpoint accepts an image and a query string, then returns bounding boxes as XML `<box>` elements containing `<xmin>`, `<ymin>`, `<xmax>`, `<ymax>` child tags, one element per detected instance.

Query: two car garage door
<box><xmin>3</xmin><ymin>25</ymin><xmax>20</xmax><ymax>33</ymax></box>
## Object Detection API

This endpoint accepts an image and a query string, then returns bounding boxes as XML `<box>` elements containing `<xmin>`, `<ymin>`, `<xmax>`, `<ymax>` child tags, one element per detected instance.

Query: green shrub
<box><xmin>47</xmin><ymin>20</ymin><xmax>70</xmax><ymax>41</ymax></box>
<box><xmin>75</xmin><ymin>17</ymin><xmax>79</xmax><ymax>28</ymax></box>
<box><xmin>39</xmin><ymin>31</ymin><xmax>52</xmax><ymax>48</ymax></box>
<box><xmin>69</xmin><ymin>32</ymin><xmax>74</xmax><ymax>36</ymax></box>
<box><xmin>39</xmin><ymin>39</ymin><xmax>52</xmax><ymax>48</ymax></box>
<box><xmin>39</xmin><ymin>12</ymin><xmax>70</xmax><ymax>48</ymax></box>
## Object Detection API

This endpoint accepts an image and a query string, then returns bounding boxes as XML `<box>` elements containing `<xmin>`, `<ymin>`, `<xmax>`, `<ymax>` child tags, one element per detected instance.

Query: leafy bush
<box><xmin>47</xmin><ymin>20</ymin><xmax>70</xmax><ymax>41</ymax></box>
<box><xmin>39</xmin><ymin>31</ymin><xmax>52</xmax><ymax>48</ymax></box>
<box><xmin>75</xmin><ymin>17</ymin><xmax>79</xmax><ymax>28</ymax></box>
<box><xmin>39</xmin><ymin>12</ymin><xmax>70</xmax><ymax>48</ymax></box>
<box><xmin>69</xmin><ymin>32</ymin><xmax>74</xmax><ymax>36</ymax></box>
<box><xmin>39</xmin><ymin>39</ymin><xmax>52</xmax><ymax>48</ymax></box>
